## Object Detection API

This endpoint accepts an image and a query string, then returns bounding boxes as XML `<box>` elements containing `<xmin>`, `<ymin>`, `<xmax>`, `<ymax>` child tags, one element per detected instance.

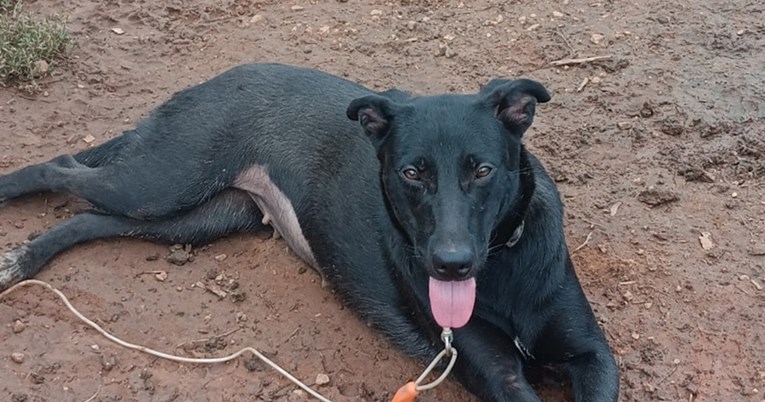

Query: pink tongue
<box><xmin>428</xmin><ymin>277</ymin><xmax>477</xmax><ymax>329</ymax></box>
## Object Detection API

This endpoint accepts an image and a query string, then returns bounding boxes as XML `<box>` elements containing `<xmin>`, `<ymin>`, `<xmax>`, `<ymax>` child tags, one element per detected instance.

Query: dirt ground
<box><xmin>1</xmin><ymin>0</ymin><xmax>763</xmax><ymax>401</ymax></box>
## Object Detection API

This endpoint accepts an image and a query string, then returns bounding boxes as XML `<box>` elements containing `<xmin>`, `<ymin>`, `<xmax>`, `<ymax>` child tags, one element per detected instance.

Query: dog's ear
<box><xmin>346</xmin><ymin>95</ymin><xmax>400</xmax><ymax>145</ymax></box>
<box><xmin>481</xmin><ymin>79</ymin><xmax>551</xmax><ymax>135</ymax></box>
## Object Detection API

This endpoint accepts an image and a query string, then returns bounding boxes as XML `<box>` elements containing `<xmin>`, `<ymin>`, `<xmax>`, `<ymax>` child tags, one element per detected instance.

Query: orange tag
<box><xmin>391</xmin><ymin>381</ymin><xmax>419</xmax><ymax>402</ymax></box>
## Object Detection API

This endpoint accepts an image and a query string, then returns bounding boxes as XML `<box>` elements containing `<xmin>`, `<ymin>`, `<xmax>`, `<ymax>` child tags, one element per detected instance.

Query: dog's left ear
<box><xmin>346</xmin><ymin>95</ymin><xmax>401</xmax><ymax>146</ymax></box>
<box><xmin>481</xmin><ymin>78</ymin><xmax>551</xmax><ymax>135</ymax></box>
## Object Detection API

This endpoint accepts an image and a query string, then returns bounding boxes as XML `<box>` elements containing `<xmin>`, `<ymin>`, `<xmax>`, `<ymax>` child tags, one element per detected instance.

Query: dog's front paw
<box><xmin>0</xmin><ymin>246</ymin><xmax>29</xmax><ymax>291</ymax></box>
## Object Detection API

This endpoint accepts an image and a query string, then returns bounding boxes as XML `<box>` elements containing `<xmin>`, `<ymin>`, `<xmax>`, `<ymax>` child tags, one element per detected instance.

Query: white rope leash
<box><xmin>415</xmin><ymin>328</ymin><xmax>458</xmax><ymax>391</ymax></box>
<box><xmin>1</xmin><ymin>279</ymin><xmax>459</xmax><ymax>402</ymax></box>
<box><xmin>0</xmin><ymin>280</ymin><xmax>333</xmax><ymax>402</ymax></box>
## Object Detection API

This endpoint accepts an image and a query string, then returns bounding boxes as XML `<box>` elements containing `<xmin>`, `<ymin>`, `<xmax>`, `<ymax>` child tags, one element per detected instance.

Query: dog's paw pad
<box><xmin>0</xmin><ymin>246</ymin><xmax>28</xmax><ymax>291</ymax></box>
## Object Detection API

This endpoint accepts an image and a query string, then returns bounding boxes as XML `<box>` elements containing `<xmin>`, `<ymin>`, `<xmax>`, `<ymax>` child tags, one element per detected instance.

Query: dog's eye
<box><xmin>402</xmin><ymin>167</ymin><xmax>421</xmax><ymax>181</ymax></box>
<box><xmin>475</xmin><ymin>165</ymin><xmax>493</xmax><ymax>179</ymax></box>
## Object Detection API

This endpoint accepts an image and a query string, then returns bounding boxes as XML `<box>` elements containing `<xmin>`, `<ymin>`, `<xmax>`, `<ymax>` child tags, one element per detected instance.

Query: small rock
<box><xmin>33</xmin><ymin>60</ymin><xmax>49</xmax><ymax>76</ymax></box>
<box><xmin>316</xmin><ymin>373</ymin><xmax>330</xmax><ymax>386</ymax></box>
<box><xmin>406</xmin><ymin>20</ymin><xmax>416</xmax><ymax>30</ymax></box>
<box><xmin>435</xmin><ymin>43</ymin><xmax>447</xmax><ymax>57</ymax></box>
<box><xmin>631</xmin><ymin>332</ymin><xmax>640</xmax><ymax>340</ymax></box>
<box><xmin>11</xmin><ymin>353</ymin><xmax>25</xmax><ymax>364</ymax></box>
<box><xmin>100</xmin><ymin>353</ymin><xmax>117</xmax><ymax>371</ymax></box>
<box><xmin>553</xmin><ymin>11</ymin><xmax>564</xmax><ymax>18</ymax></box>
<box><xmin>292</xmin><ymin>389</ymin><xmax>308</xmax><ymax>398</ymax></box>
<box><xmin>250</xmin><ymin>14</ymin><xmax>263</xmax><ymax>24</ymax></box>
<box><xmin>154</xmin><ymin>271</ymin><xmax>168</xmax><ymax>282</ymax></box>
<box><xmin>83</xmin><ymin>134</ymin><xmax>96</xmax><ymax>143</ymax></box>
<box><xmin>526</xmin><ymin>23</ymin><xmax>541</xmax><ymax>31</ymax></box>
<box><xmin>590</xmin><ymin>33</ymin><xmax>605</xmax><ymax>44</ymax></box>
<box><xmin>214</xmin><ymin>253</ymin><xmax>228</xmax><ymax>262</ymax></box>
<box><xmin>12</xmin><ymin>320</ymin><xmax>25</xmax><ymax>334</ymax></box>
<box><xmin>166</xmin><ymin>244</ymin><xmax>193</xmax><ymax>266</ymax></box>
<box><xmin>637</xmin><ymin>188</ymin><xmax>679</xmax><ymax>206</ymax></box>
<box><xmin>230</xmin><ymin>290</ymin><xmax>246</xmax><ymax>303</ymax></box>
<box><xmin>698</xmin><ymin>232</ymin><xmax>715</xmax><ymax>250</ymax></box>
<box><xmin>111</xmin><ymin>27</ymin><xmax>125</xmax><ymax>35</ymax></box>
<box><xmin>622</xmin><ymin>291</ymin><xmax>634</xmax><ymax>302</ymax></box>
<box><xmin>590</xmin><ymin>76</ymin><xmax>602</xmax><ymax>84</ymax></box>
<box><xmin>290</xmin><ymin>5</ymin><xmax>304</xmax><ymax>11</ymax></box>
<box><xmin>445</xmin><ymin>46</ymin><xmax>457</xmax><ymax>58</ymax></box>
<box><xmin>370</xmin><ymin>9</ymin><xmax>382</xmax><ymax>16</ymax></box>
<box><xmin>617</xmin><ymin>121</ymin><xmax>633</xmax><ymax>130</ymax></box>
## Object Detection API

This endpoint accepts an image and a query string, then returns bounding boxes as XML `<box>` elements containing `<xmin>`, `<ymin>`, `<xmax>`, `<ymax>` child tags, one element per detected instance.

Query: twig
<box><xmin>83</xmin><ymin>384</ymin><xmax>102</xmax><ymax>402</ymax></box>
<box><xmin>654</xmin><ymin>365</ymin><xmax>678</xmax><ymax>386</ymax></box>
<box><xmin>573</xmin><ymin>231</ymin><xmax>594</xmax><ymax>253</ymax></box>
<box><xmin>550</xmin><ymin>55</ymin><xmax>613</xmax><ymax>66</ymax></box>
<box><xmin>576</xmin><ymin>77</ymin><xmax>590</xmax><ymax>92</ymax></box>
<box><xmin>555</xmin><ymin>28</ymin><xmax>576</xmax><ymax>58</ymax></box>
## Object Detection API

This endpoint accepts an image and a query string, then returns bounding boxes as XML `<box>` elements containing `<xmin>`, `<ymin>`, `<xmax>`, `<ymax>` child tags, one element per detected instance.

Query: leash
<box><xmin>392</xmin><ymin>328</ymin><xmax>458</xmax><ymax>402</ymax></box>
<box><xmin>0</xmin><ymin>279</ymin><xmax>457</xmax><ymax>402</ymax></box>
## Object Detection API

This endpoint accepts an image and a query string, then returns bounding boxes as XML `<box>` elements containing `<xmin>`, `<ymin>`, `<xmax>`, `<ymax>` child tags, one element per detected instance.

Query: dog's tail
<box><xmin>73</xmin><ymin>130</ymin><xmax>140</xmax><ymax>167</ymax></box>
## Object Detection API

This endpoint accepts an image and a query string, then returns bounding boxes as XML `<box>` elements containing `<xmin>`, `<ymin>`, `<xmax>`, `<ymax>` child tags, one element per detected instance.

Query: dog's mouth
<box><xmin>428</xmin><ymin>276</ymin><xmax>476</xmax><ymax>329</ymax></box>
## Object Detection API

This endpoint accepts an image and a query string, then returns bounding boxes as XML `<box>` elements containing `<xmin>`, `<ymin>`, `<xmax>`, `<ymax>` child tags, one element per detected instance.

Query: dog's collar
<box><xmin>505</xmin><ymin>220</ymin><xmax>525</xmax><ymax>248</ymax></box>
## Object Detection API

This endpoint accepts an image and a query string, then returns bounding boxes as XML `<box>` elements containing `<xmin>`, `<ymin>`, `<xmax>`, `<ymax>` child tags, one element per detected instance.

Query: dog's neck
<box><xmin>491</xmin><ymin>146</ymin><xmax>536</xmax><ymax>249</ymax></box>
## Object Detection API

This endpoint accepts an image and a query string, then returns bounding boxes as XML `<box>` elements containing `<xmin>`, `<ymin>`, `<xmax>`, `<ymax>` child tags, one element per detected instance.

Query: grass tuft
<box><xmin>0</xmin><ymin>1</ymin><xmax>71</xmax><ymax>89</ymax></box>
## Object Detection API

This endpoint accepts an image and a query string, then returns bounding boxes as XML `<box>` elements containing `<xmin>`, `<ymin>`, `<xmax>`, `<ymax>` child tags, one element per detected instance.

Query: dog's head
<box><xmin>347</xmin><ymin>79</ymin><xmax>550</xmax><ymax>327</ymax></box>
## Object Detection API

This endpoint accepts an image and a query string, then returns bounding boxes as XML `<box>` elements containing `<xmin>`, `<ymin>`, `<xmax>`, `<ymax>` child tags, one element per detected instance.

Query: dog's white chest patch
<box><xmin>233</xmin><ymin>165</ymin><xmax>318</xmax><ymax>269</ymax></box>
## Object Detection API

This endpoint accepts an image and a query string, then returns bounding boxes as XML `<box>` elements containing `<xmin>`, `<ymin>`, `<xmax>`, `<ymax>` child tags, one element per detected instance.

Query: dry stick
<box><xmin>576</xmin><ymin>77</ymin><xmax>590</xmax><ymax>92</ymax></box>
<box><xmin>549</xmin><ymin>55</ymin><xmax>613</xmax><ymax>66</ymax></box>
<box><xmin>655</xmin><ymin>365</ymin><xmax>678</xmax><ymax>387</ymax></box>
<box><xmin>555</xmin><ymin>28</ymin><xmax>576</xmax><ymax>58</ymax></box>
<box><xmin>83</xmin><ymin>384</ymin><xmax>102</xmax><ymax>402</ymax></box>
<box><xmin>573</xmin><ymin>231</ymin><xmax>594</xmax><ymax>253</ymax></box>
<box><xmin>0</xmin><ymin>280</ymin><xmax>334</xmax><ymax>402</ymax></box>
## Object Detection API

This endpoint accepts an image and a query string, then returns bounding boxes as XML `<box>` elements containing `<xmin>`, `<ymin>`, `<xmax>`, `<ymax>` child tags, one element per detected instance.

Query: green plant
<box><xmin>0</xmin><ymin>1</ymin><xmax>71</xmax><ymax>88</ymax></box>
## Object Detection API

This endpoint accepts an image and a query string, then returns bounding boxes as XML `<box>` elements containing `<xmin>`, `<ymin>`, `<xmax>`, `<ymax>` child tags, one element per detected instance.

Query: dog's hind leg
<box><xmin>0</xmin><ymin>188</ymin><xmax>264</xmax><ymax>291</ymax></box>
<box><xmin>0</xmin><ymin>130</ymin><xmax>141</xmax><ymax>203</ymax></box>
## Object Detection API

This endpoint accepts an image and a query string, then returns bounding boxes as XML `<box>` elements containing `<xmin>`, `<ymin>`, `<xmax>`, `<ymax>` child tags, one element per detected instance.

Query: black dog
<box><xmin>0</xmin><ymin>63</ymin><xmax>618</xmax><ymax>401</ymax></box>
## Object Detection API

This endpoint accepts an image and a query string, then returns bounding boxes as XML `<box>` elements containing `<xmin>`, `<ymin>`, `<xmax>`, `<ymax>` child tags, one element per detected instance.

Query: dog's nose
<box><xmin>432</xmin><ymin>248</ymin><xmax>474</xmax><ymax>280</ymax></box>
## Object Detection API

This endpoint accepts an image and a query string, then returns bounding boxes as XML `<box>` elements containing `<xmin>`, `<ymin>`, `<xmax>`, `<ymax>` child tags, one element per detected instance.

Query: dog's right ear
<box><xmin>346</xmin><ymin>95</ymin><xmax>400</xmax><ymax>145</ymax></box>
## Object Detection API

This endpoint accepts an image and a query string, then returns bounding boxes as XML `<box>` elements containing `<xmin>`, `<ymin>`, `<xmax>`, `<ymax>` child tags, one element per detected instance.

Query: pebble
<box><xmin>12</xmin><ymin>320</ymin><xmax>25</xmax><ymax>334</ymax></box>
<box><xmin>316</xmin><ymin>373</ymin><xmax>330</xmax><ymax>386</ymax></box>
<box><xmin>590</xmin><ymin>33</ymin><xmax>605</xmax><ymax>44</ymax></box>
<box><xmin>11</xmin><ymin>353</ymin><xmax>25</xmax><ymax>364</ymax></box>
<box><xmin>100</xmin><ymin>353</ymin><xmax>117</xmax><ymax>371</ymax></box>
<box><xmin>290</xmin><ymin>5</ymin><xmax>304</xmax><ymax>11</ymax></box>
<box><xmin>553</xmin><ymin>11</ymin><xmax>564</xmax><ymax>18</ymax></box>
